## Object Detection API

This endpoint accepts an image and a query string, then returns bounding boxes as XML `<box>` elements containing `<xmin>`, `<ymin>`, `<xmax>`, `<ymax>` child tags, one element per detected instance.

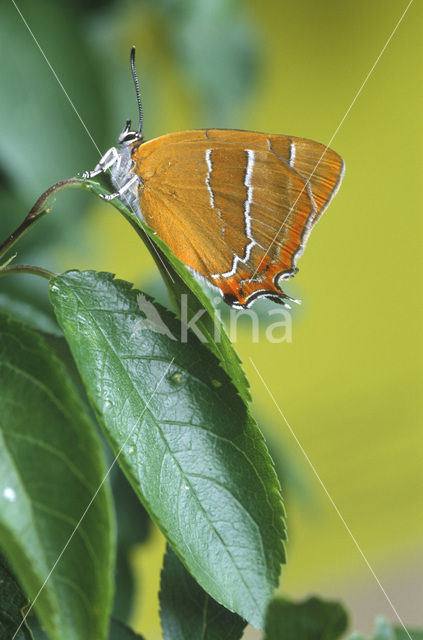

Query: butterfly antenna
<box><xmin>130</xmin><ymin>46</ymin><xmax>143</xmax><ymax>135</ymax></box>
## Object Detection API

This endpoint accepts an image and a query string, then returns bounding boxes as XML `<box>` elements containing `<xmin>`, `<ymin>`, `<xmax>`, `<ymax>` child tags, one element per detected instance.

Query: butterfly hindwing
<box><xmin>132</xmin><ymin>129</ymin><xmax>344</xmax><ymax>307</ymax></box>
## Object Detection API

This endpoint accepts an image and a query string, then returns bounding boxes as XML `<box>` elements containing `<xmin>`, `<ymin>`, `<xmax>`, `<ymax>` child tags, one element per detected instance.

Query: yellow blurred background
<box><xmin>1</xmin><ymin>0</ymin><xmax>422</xmax><ymax>637</ymax></box>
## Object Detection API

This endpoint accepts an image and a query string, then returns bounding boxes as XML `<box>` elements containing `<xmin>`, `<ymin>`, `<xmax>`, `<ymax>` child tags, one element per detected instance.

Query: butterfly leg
<box><xmin>78</xmin><ymin>147</ymin><xmax>120</xmax><ymax>179</ymax></box>
<box><xmin>99</xmin><ymin>174</ymin><xmax>139</xmax><ymax>200</ymax></box>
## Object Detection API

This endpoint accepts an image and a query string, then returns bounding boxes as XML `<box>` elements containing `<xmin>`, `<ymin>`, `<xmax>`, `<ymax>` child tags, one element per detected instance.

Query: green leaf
<box><xmin>107</xmin><ymin>620</ymin><xmax>146</xmax><ymax>640</ymax></box>
<box><xmin>83</xmin><ymin>178</ymin><xmax>250</xmax><ymax>404</ymax></box>
<box><xmin>160</xmin><ymin>544</ymin><xmax>246</xmax><ymax>640</ymax></box>
<box><xmin>0</xmin><ymin>293</ymin><xmax>61</xmax><ymax>336</ymax></box>
<box><xmin>111</xmin><ymin>466</ymin><xmax>151</xmax><ymax>622</ymax></box>
<box><xmin>49</xmin><ymin>270</ymin><xmax>286</xmax><ymax>629</ymax></box>
<box><xmin>0</xmin><ymin>314</ymin><xmax>115</xmax><ymax>640</ymax></box>
<box><xmin>265</xmin><ymin>596</ymin><xmax>349</xmax><ymax>640</ymax></box>
<box><xmin>0</xmin><ymin>553</ymin><xmax>32</xmax><ymax>640</ymax></box>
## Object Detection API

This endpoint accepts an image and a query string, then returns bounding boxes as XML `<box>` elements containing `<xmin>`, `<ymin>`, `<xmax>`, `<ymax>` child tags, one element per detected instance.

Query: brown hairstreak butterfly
<box><xmin>81</xmin><ymin>48</ymin><xmax>344</xmax><ymax>308</ymax></box>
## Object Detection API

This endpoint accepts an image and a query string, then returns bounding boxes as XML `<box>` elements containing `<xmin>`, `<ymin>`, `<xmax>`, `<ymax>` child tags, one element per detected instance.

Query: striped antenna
<box><xmin>130</xmin><ymin>46</ymin><xmax>143</xmax><ymax>135</ymax></box>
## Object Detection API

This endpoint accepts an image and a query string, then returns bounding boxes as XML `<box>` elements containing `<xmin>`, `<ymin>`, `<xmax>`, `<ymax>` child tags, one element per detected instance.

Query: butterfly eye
<box><xmin>118</xmin><ymin>131</ymin><xmax>141</xmax><ymax>146</ymax></box>
<box><xmin>118</xmin><ymin>120</ymin><xmax>135</xmax><ymax>143</ymax></box>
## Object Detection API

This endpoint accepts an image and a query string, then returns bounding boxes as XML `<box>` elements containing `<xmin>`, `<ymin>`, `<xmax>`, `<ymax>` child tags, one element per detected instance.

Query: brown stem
<box><xmin>0</xmin><ymin>264</ymin><xmax>54</xmax><ymax>280</ymax></box>
<box><xmin>0</xmin><ymin>178</ymin><xmax>83</xmax><ymax>261</ymax></box>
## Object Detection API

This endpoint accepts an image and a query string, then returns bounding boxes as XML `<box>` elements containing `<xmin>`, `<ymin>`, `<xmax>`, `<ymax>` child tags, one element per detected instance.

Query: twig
<box><xmin>0</xmin><ymin>178</ymin><xmax>82</xmax><ymax>262</ymax></box>
<box><xmin>0</xmin><ymin>264</ymin><xmax>54</xmax><ymax>280</ymax></box>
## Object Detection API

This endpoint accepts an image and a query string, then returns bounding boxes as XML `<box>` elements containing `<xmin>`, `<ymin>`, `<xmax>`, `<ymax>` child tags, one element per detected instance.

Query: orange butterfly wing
<box><xmin>131</xmin><ymin>129</ymin><xmax>344</xmax><ymax>307</ymax></box>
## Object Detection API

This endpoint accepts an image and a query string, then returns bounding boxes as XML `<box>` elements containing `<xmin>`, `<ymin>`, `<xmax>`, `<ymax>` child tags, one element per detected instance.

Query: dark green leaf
<box><xmin>111</xmin><ymin>465</ymin><xmax>151</xmax><ymax>623</ymax></box>
<box><xmin>0</xmin><ymin>314</ymin><xmax>115</xmax><ymax>640</ymax></box>
<box><xmin>112</xmin><ymin>547</ymin><xmax>135</xmax><ymax>626</ymax></box>
<box><xmin>28</xmin><ymin>616</ymin><xmax>146</xmax><ymax>640</ymax></box>
<box><xmin>0</xmin><ymin>293</ymin><xmax>61</xmax><ymax>336</ymax></box>
<box><xmin>160</xmin><ymin>544</ymin><xmax>246</xmax><ymax>640</ymax></box>
<box><xmin>265</xmin><ymin>596</ymin><xmax>349</xmax><ymax>640</ymax></box>
<box><xmin>111</xmin><ymin>464</ymin><xmax>151</xmax><ymax>550</ymax></box>
<box><xmin>111</xmin><ymin>465</ymin><xmax>151</xmax><ymax>622</ymax></box>
<box><xmin>108</xmin><ymin>619</ymin><xmax>146</xmax><ymax>640</ymax></box>
<box><xmin>0</xmin><ymin>553</ymin><xmax>32</xmax><ymax>640</ymax></box>
<box><xmin>50</xmin><ymin>270</ymin><xmax>286</xmax><ymax>629</ymax></box>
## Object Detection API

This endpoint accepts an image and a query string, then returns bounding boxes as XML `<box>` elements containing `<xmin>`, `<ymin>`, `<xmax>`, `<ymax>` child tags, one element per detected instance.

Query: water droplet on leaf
<box><xmin>169</xmin><ymin>371</ymin><xmax>184</xmax><ymax>385</ymax></box>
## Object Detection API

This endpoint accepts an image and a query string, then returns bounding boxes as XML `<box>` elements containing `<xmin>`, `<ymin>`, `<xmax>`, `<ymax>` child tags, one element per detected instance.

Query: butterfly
<box><xmin>81</xmin><ymin>47</ymin><xmax>344</xmax><ymax>309</ymax></box>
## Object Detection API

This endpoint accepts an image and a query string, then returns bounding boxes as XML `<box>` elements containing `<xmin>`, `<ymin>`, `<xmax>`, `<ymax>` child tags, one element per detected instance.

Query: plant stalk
<box><xmin>0</xmin><ymin>178</ymin><xmax>82</xmax><ymax>262</ymax></box>
<box><xmin>0</xmin><ymin>264</ymin><xmax>54</xmax><ymax>280</ymax></box>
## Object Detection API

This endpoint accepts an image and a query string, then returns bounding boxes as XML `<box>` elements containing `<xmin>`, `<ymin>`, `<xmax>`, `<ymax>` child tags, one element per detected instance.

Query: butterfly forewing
<box><xmin>132</xmin><ymin>129</ymin><xmax>344</xmax><ymax>307</ymax></box>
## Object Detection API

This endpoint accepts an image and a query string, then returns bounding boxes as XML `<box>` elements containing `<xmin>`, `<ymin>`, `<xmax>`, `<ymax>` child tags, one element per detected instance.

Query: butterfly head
<box><xmin>117</xmin><ymin>47</ymin><xmax>144</xmax><ymax>148</ymax></box>
<box><xmin>118</xmin><ymin>119</ymin><xmax>142</xmax><ymax>147</ymax></box>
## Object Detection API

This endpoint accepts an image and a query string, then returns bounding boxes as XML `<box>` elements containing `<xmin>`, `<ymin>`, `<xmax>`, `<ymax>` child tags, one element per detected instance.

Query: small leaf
<box><xmin>50</xmin><ymin>270</ymin><xmax>286</xmax><ymax>629</ymax></box>
<box><xmin>265</xmin><ymin>596</ymin><xmax>349</xmax><ymax>640</ymax></box>
<box><xmin>160</xmin><ymin>544</ymin><xmax>246</xmax><ymax>640</ymax></box>
<box><xmin>0</xmin><ymin>251</ymin><xmax>17</xmax><ymax>269</ymax></box>
<box><xmin>0</xmin><ymin>314</ymin><xmax>115</xmax><ymax>640</ymax></box>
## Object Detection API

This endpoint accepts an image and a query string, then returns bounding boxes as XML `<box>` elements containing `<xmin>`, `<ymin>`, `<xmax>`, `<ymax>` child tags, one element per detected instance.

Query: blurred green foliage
<box><xmin>0</xmin><ymin>0</ymin><xmax>422</xmax><ymax>638</ymax></box>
